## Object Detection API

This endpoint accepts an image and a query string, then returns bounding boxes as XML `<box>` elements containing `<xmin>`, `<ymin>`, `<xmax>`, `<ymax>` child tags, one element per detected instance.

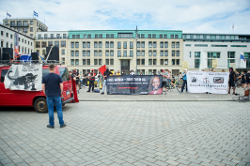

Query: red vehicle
<box><xmin>0</xmin><ymin>65</ymin><xmax>74</xmax><ymax>113</ymax></box>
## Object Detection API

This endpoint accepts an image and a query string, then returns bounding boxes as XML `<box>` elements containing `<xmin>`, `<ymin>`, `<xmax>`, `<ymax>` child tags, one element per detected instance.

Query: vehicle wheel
<box><xmin>34</xmin><ymin>97</ymin><xmax>48</xmax><ymax>113</ymax></box>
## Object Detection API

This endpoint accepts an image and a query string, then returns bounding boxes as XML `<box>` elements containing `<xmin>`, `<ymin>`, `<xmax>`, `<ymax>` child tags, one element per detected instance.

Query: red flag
<box><xmin>99</xmin><ymin>65</ymin><xmax>106</xmax><ymax>75</ymax></box>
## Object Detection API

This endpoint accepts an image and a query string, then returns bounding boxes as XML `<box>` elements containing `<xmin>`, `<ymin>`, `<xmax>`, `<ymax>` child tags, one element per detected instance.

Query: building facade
<box><xmin>183</xmin><ymin>33</ymin><xmax>250</xmax><ymax>71</ymax></box>
<box><xmin>3</xmin><ymin>18</ymin><xmax>48</xmax><ymax>38</ymax></box>
<box><xmin>0</xmin><ymin>24</ymin><xmax>34</xmax><ymax>56</ymax></box>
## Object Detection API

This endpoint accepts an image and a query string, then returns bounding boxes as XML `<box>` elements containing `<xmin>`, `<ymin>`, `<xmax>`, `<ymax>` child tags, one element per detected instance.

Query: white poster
<box><xmin>187</xmin><ymin>71</ymin><xmax>229</xmax><ymax>94</ymax></box>
<box><xmin>4</xmin><ymin>64</ymin><xmax>42</xmax><ymax>91</ymax></box>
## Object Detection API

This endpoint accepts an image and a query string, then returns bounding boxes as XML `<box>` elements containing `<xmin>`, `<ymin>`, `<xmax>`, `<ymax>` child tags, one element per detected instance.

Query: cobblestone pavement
<box><xmin>0</xmin><ymin>102</ymin><xmax>250</xmax><ymax>166</ymax></box>
<box><xmin>78</xmin><ymin>85</ymin><xmax>247</xmax><ymax>101</ymax></box>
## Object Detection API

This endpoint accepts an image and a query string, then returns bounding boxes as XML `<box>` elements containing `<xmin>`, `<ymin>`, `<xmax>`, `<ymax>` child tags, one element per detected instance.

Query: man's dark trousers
<box><xmin>88</xmin><ymin>80</ymin><xmax>94</xmax><ymax>92</ymax></box>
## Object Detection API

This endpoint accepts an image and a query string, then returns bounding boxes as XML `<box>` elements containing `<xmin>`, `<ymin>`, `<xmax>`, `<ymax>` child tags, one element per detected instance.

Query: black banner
<box><xmin>107</xmin><ymin>75</ymin><xmax>163</xmax><ymax>95</ymax></box>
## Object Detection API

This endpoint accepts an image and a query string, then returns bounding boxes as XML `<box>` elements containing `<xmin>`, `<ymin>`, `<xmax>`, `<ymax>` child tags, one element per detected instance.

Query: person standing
<box><xmin>161</xmin><ymin>69</ymin><xmax>168</xmax><ymax>94</ymax></box>
<box><xmin>101</xmin><ymin>68</ymin><xmax>112</xmax><ymax>94</ymax></box>
<box><xmin>42</xmin><ymin>64</ymin><xmax>66</xmax><ymax>128</ymax></box>
<box><xmin>238</xmin><ymin>71</ymin><xmax>246</xmax><ymax>90</ymax></box>
<box><xmin>228</xmin><ymin>67</ymin><xmax>236</xmax><ymax>94</ymax></box>
<box><xmin>87</xmin><ymin>69</ymin><xmax>95</xmax><ymax>92</ymax></box>
<box><xmin>246</xmin><ymin>70</ymin><xmax>250</xmax><ymax>89</ymax></box>
<box><xmin>180</xmin><ymin>69</ymin><xmax>188</xmax><ymax>94</ymax></box>
<box><xmin>75</xmin><ymin>70</ymin><xmax>80</xmax><ymax>94</ymax></box>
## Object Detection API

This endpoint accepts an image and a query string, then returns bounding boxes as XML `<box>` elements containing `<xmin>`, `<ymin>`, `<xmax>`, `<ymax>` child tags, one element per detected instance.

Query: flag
<box><xmin>99</xmin><ymin>65</ymin><xmax>106</xmax><ymax>75</ymax></box>
<box><xmin>34</xmin><ymin>11</ymin><xmax>38</xmax><ymax>17</ymax></box>
<box><xmin>232</xmin><ymin>24</ymin><xmax>234</xmax><ymax>29</ymax></box>
<box><xmin>6</xmin><ymin>12</ymin><xmax>11</xmax><ymax>17</ymax></box>
<box><xmin>240</xmin><ymin>53</ymin><xmax>246</xmax><ymax>62</ymax></box>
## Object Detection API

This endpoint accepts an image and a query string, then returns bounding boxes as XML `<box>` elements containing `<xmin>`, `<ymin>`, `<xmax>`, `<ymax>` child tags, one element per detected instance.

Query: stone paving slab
<box><xmin>0</xmin><ymin>101</ymin><xmax>250</xmax><ymax>165</ymax></box>
<box><xmin>78</xmin><ymin>85</ymin><xmax>248</xmax><ymax>101</ymax></box>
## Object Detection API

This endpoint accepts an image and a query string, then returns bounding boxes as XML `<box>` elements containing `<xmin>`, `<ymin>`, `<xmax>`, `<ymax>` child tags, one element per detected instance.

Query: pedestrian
<box><xmin>117</xmin><ymin>70</ymin><xmax>121</xmax><ymax>75</ymax></box>
<box><xmin>42</xmin><ymin>64</ymin><xmax>66</xmax><ymax>128</ymax></box>
<box><xmin>246</xmin><ymin>69</ymin><xmax>250</xmax><ymax>89</ymax></box>
<box><xmin>121</xmin><ymin>71</ymin><xmax>126</xmax><ymax>75</ymax></box>
<box><xmin>161</xmin><ymin>69</ymin><xmax>168</xmax><ymax>94</ymax></box>
<box><xmin>180</xmin><ymin>69</ymin><xmax>188</xmax><ymax>94</ymax></box>
<box><xmin>238</xmin><ymin>71</ymin><xmax>246</xmax><ymax>90</ymax></box>
<box><xmin>75</xmin><ymin>70</ymin><xmax>80</xmax><ymax>94</ymax></box>
<box><xmin>228</xmin><ymin>67</ymin><xmax>236</xmax><ymax>94</ymax></box>
<box><xmin>87</xmin><ymin>69</ymin><xmax>95</xmax><ymax>92</ymax></box>
<box><xmin>101</xmin><ymin>68</ymin><xmax>112</xmax><ymax>94</ymax></box>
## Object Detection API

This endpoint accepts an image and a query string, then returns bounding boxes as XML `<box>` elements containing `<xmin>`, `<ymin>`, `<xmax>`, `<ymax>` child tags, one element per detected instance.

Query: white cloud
<box><xmin>0</xmin><ymin>0</ymin><xmax>249</xmax><ymax>33</ymax></box>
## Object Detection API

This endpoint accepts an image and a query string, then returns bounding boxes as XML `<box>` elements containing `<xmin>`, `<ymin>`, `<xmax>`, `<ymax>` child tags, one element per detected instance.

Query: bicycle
<box><xmin>176</xmin><ymin>79</ymin><xmax>184</xmax><ymax>92</ymax></box>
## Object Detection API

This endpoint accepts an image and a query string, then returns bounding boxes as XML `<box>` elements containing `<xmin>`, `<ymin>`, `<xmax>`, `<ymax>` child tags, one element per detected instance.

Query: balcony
<box><xmin>38</xmin><ymin>27</ymin><xmax>47</xmax><ymax>31</ymax></box>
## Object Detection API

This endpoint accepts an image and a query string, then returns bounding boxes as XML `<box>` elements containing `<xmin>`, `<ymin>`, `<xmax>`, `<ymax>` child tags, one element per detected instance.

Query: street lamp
<box><xmin>135</xmin><ymin>26</ymin><xmax>138</xmax><ymax>75</ymax></box>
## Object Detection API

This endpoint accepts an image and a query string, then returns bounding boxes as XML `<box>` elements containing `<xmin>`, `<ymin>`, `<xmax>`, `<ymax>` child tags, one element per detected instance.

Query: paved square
<box><xmin>0</xmin><ymin>101</ymin><xmax>249</xmax><ymax>165</ymax></box>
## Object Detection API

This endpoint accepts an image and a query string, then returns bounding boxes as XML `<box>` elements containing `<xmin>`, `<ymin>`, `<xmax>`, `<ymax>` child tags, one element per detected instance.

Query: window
<box><xmin>195</xmin><ymin>44</ymin><xmax>208</xmax><ymax>47</ymax></box>
<box><xmin>117</xmin><ymin>42</ymin><xmax>121</xmax><ymax>49</ymax></box>
<box><xmin>230</xmin><ymin>35</ymin><xmax>235</xmax><ymax>39</ymax></box>
<box><xmin>75</xmin><ymin>59</ymin><xmax>79</xmax><ymax>65</ymax></box>
<box><xmin>176</xmin><ymin>59</ymin><xmax>180</xmax><ymax>65</ymax></box>
<box><xmin>62</xmin><ymin>58</ymin><xmax>65</xmax><ymax>64</ymax></box>
<box><xmin>148</xmin><ymin>42</ymin><xmax>152</xmax><ymax>48</ymax></box>
<box><xmin>195</xmin><ymin>52</ymin><xmax>200</xmax><ymax>58</ymax></box>
<box><xmin>72</xmin><ymin>35</ymin><xmax>76</xmax><ymax>39</ymax></box>
<box><xmin>172</xmin><ymin>51</ymin><xmax>175</xmax><ymax>57</ymax></box>
<box><xmin>6</xmin><ymin>33</ymin><xmax>8</xmax><ymax>37</ymax></box>
<box><xmin>148</xmin><ymin>59</ymin><xmax>152</xmax><ymax>65</ymax></box>
<box><xmin>227</xmin><ymin>52</ymin><xmax>235</xmax><ymax>58</ymax></box>
<box><xmin>71</xmin><ymin>51</ymin><xmax>74</xmax><ymax>57</ymax></box>
<box><xmin>62</xmin><ymin>49</ymin><xmax>65</xmax><ymax>55</ymax></box>
<box><xmin>153</xmin><ymin>42</ymin><xmax>156</xmax><ymax>48</ymax></box>
<box><xmin>110</xmin><ymin>50</ymin><xmax>114</xmax><ymax>56</ymax></box>
<box><xmin>82</xmin><ymin>59</ymin><xmax>86</xmax><ymax>65</ymax></box>
<box><xmin>149</xmin><ymin>50</ymin><xmax>152</xmax><ymax>56</ymax></box>
<box><xmin>141</xmin><ymin>34</ymin><xmax>145</xmax><ymax>38</ymax></box>
<box><xmin>153</xmin><ymin>50</ymin><xmax>156</xmax><ymax>57</ymax></box>
<box><xmin>63</xmin><ymin>34</ymin><xmax>66</xmax><ymax>39</ymax></box>
<box><xmin>160</xmin><ymin>59</ymin><xmax>164</xmax><ymax>65</ymax></box>
<box><xmin>51</xmin><ymin>34</ymin><xmax>54</xmax><ymax>39</ymax></box>
<box><xmin>175</xmin><ymin>35</ymin><xmax>178</xmax><ymax>39</ymax></box>
<box><xmin>110</xmin><ymin>42</ymin><xmax>114</xmax><ymax>48</ymax></box>
<box><xmin>172</xmin><ymin>42</ymin><xmax>175</xmax><ymax>48</ymax></box>
<box><xmin>106</xmin><ymin>42</ymin><xmax>109</xmax><ymax>48</ymax></box>
<box><xmin>71</xmin><ymin>59</ymin><xmax>74</xmax><ymax>65</ymax></box>
<box><xmin>87</xmin><ymin>51</ymin><xmax>90</xmax><ymax>56</ymax></box>
<box><xmin>118</xmin><ymin>50</ymin><xmax>121</xmax><ymax>57</ymax></box>
<box><xmin>137</xmin><ymin>42</ymin><xmax>140</xmax><ymax>48</ymax></box>
<box><xmin>54</xmin><ymin>41</ymin><xmax>59</xmax><ymax>47</ymax></box>
<box><xmin>196</xmin><ymin>35</ymin><xmax>200</xmax><ymax>39</ymax></box>
<box><xmin>137</xmin><ymin>51</ymin><xmax>140</xmax><ymax>56</ymax></box>
<box><xmin>106</xmin><ymin>50</ymin><xmax>109</xmax><ymax>56</ymax></box>
<box><xmin>152</xmin><ymin>34</ymin><xmax>156</xmax><ymax>38</ymax></box>
<box><xmin>71</xmin><ymin>42</ymin><xmax>74</xmax><ymax>48</ymax></box>
<box><xmin>99</xmin><ymin>59</ymin><xmax>102</xmax><ymax>65</ymax></box>
<box><xmin>106</xmin><ymin>34</ymin><xmax>110</xmax><ymax>38</ymax></box>
<box><xmin>36</xmin><ymin>41</ymin><xmax>40</xmax><ymax>48</ymax></box>
<box><xmin>210</xmin><ymin>35</ymin><xmax>216</xmax><ymax>39</ymax></box>
<box><xmin>148</xmin><ymin>34</ymin><xmax>151</xmax><ymax>38</ymax></box>
<box><xmin>171</xmin><ymin>35</ymin><xmax>174</xmax><ymax>39</ymax></box>
<box><xmin>56</xmin><ymin>34</ymin><xmax>60</xmax><ymax>39</ymax></box>
<box><xmin>1</xmin><ymin>41</ymin><xmax>3</xmax><ymax>47</ymax></box>
<box><xmin>99</xmin><ymin>34</ymin><xmax>103</xmax><ymax>38</ymax></box>
<box><xmin>141</xmin><ymin>42</ymin><xmax>145</xmax><ymax>48</ymax></box>
<box><xmin>141</xmin><ymin>50</ymin><xmax>145</xmax><ymax>56</ymax></box>
<box><xmin>185</xmin><ymin>44</ymin><xmax>191</xmax><ymax>47</ymax></box>
<box><xmin>176</xmin><ymin>51</ymin><xmax>179</xmax><ymax>57</ymax></box>
<box><xmin>87</xmin><ymin>59</ymin><xmax>90</xmax><ymax>65</ymax></box>
<box><xmin>30</xmin><ymin>27</ymin><xmax>33</xmax><ymax>32</ymax></box>
<box><xmin>172</xmin><ymin>59</ymin><xmax>175</xmax><ymax>65</ymax></box>
<box><xmin>203</xmin><ymin>35</ymin><xmax>207</xmax><ymax>39</ymax></box>
<box><xmin>160</xmin><ymin>34</ymin><xmax>163</xmax><ymax>38</ymax></box>
<box><xmin>106</xmin><ymin>59</ymin><xmax>109</xmax><ymax>65</ymax></box>
<box><xmin>94</xmin><ymin>50</ymin><xmax>98</xmax><ymax>56</ymax></box>
<box><xmin>153</xmin><ymin>59</ymin><xmax>156</xmax><ymax>65</ymax></box>
<box><xmin>30</xmin><ymin>21</ymin><xmax>33</xmax><ymax>25</ymax></box>
<box><xmin>99</xmin><ymin>51</ymin><xmax>102</xmax><ymax>56</ymax></box>
<box><xmin>123</xmin><ymin>42</ymin><xmax>127</xmax><ymax>49</ymax></box>
<box><xmin>231</xmin><ymin>45</ymin><xmax>247</xmax><ymax>47</ymax></box>
<box><xmin>165</xmin><ymin>42</ymin><xmax>168</xmax><ymax>48</ymax></box>
<box><xmin>110</xmin><ymin>59</ymin><xmax>114</xmax><ymax>65</ymax></box>
<box><xmin>194</xmin><ymin>59</ymin><xmax>200</xmax><ymax>68</ymax></box>
<box><xmin>83</xmin><ymin>51</ymin><xmax>86</xmax><ymax>57</ymax></box>
<box><xmin>207</xmin><ymin>52</ymin><xmax>220</xmax><ymax>58</ymax></box>
<box><xmin>83</xmin><ymin>42</ymin><xmax>86</xmax><ymax>48</ymax></box>
<box><xmin>77</xmin><ymin>35</ymin><xmax>80</xmax><ymax>39</ymax></box>
<box><xmin>111</xmin><ymin>34</ymin><xmax>114</xmax><ymax>38</ymax></box>
<box><xmin>94</xmin><ymin>59</ymin><xmax>98</xmax><ymax>65</ymax></box>
<box><xmin>118</xmin><ymin>33</ymin><xmax>133</xmax><ymax>38</ymax></box>
<box><xmin>87</xmin><ymin>34</ymin><xmax>91</xmax><ymax>38</ymax></box>
<box><xmin>160</xmin><ymin>42</ymin><xmax>163</xmax><ymax>48</ymax></box>
<box><xmin>42</xmin><ymin>41</ymin><xmax>46</xmax><ymax>48</ymax></box>
<box><xmin>130</xmin><ymin>42</ymin><xmax>133</xmax><ymax>49</ymax></box>
<box><xmin>211</xmin><ymin>45</ymin><xmax>227</xmax><ymax>47</ymax></box>
<box><xmin>176</xmin><ymin>42</ymin><xmax>179</xmax><ymax>48</ymax></box>
<box><xmin>44</xmin><ymin>34</ymin><xmax>47</xmax><ymax>39</ymax></box>
<box><xmin>164</xmin><ymin>34</ymin><xmax>167</xmax><ymax>38</ymax></box>
<box><xmin>99</xmin><ymin>42</ymin><xmax>102</xmax><ymax>48</ymax></box>
<box><xmin>1</xmin><ymin>31</ymin><xmax>3</xmax><ymax>36</ymax></box>
<box><xmin>17</xmin><ymin>21</ymin><xmax>21</xmax><ymax>26</ymax></box>
<box><xmin>94</xmin><ymin>42</ymin><xmax>98</xmax><ymax>48</ymax></box>
<box><xmin>61</xmin><ymin>41</ymin><xmax>66</xmax><ymax>47</ymax></box>
<box><xmin>130</xmin><ymin>50</ymin><xmax>133</xmax><ymax>57</ymax></box>
<box><xmin>87</xmin><ymin>42</ymin><xmax>90</xmax><ymax>48</ymax></box>
<box><xmin>137</xmin><ymin>59</ymin><xmax>140</xmax><ymax>65</ymax></box>
<box><xmin>95</xmin><ymin>34</ymin><xmax>98</xmax><ymax>38</ymax></box>
<box><xmin>141</xmin><ymin>59</ymin><xmax>145</xmax><ymax>65</ymax></box>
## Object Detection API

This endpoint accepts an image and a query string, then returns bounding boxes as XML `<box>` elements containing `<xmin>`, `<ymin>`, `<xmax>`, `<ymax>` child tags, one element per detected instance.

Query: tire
<box><xmin>176</xmin><ymin>82</ymin><xmax>182</xmax><ymax>92</ymax></box>
<box><xmin>34</xmin><ymin>97</ymin><xmax>48</xmax><ymax>113</ymax></box>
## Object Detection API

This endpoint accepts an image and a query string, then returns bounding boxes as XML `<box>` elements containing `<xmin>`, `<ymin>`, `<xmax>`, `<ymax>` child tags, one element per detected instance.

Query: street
<box><xmin>0</xmin><ymin>101</ymin><xmax>250</xmax><ymax>166</ymax></box>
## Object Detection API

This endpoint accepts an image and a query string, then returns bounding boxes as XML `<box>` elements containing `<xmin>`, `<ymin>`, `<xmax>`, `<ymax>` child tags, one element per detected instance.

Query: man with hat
<box><xmin>87</xmin><ymin>69</ymin><xmax>95</xmax><ymax>92</ymax></box>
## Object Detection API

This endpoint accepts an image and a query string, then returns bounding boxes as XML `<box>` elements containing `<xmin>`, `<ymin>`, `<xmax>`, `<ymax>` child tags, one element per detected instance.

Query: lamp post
<box><xmin>135</xmin><ymin>26</ymin><xmax>138</xmax><ymax>75</ymax></box>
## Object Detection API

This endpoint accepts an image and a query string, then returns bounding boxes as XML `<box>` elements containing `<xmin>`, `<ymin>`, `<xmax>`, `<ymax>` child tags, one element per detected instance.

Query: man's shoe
<box><xmin>232</xmin><ymin>92</ymin><xmax>235</xmax><ymax>95</ymax></box>
<box><xmin>87</xmin><ymin>91</ymin><xmax>90</xmax><ymax>92</ymax></box>
<box><xmin>60</xmin><ymin>124</ymin><xmax>66</xmax><ymax>128</ymax></box>
<box><xmin>47</xmin><ymin>125</ymin><xmax>54</xmax><ymax>129</ymax></box>
<box><xmin>101</xmin><ymin>92</ymin><xmax>104</xmax><ymax>94</ymax></box>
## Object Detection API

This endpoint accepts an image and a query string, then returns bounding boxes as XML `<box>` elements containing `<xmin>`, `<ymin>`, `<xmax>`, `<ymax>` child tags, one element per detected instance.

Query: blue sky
<box><xmin>0</xmin><ymin>0</ymin><xmax>250</xmax><ymax>33</ymax></box>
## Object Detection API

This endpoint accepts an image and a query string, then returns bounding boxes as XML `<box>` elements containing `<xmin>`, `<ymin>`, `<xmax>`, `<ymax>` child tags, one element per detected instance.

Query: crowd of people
<box><xmin>70</xmin><ymin>68</ymin><xmax>250</xmax><ymax>95</ymax></box>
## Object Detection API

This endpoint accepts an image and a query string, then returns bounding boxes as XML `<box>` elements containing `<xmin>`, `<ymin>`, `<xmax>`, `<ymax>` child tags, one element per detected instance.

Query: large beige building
<box><xmin>35</xmin><ymin>30</ymin><xmax>184</xmax><ymax>75</ymax></box>
<box><xmin>3</xmin><ymin>18</ymin><xmax>48</xmax><ymax>38</ymax></box>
